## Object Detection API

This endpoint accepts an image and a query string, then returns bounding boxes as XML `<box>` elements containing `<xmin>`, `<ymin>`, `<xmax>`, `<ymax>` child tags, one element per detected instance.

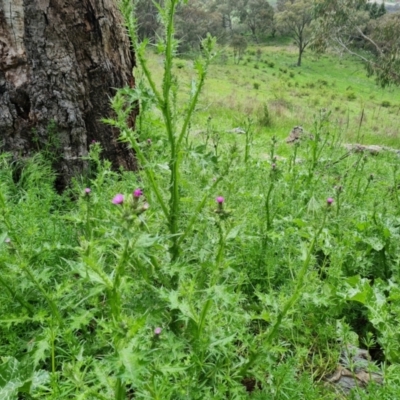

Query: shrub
<box><xmin>253</xmin><ymin>82</ymin><xmax>260</xmax><ymax>90</ymax></box>
<box><xmin>346</xmin><ymin>91</ymin><xmax>357</xmax><ymax>101</ymax></box>
<box><xmin>257</xmin><ymin>103</ymin><xmax>273</xmax><ymax>127</ymax></box>
<box><xmin>175</xmin><ymin>59</ymin><xmax>185</xmax><ymax>69</ymax></box>
<box><xmin>381</xmin><ymin>100</ymin><xmax>391</xmax><ymax>108</ymax></box>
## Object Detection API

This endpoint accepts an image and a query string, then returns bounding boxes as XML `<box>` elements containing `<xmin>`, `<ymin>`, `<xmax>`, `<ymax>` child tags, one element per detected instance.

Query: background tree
<box><xmin>214</xmin><ymin>0</ymin><xmax>244</xmax><ymax>32</ymax></box>
<box><xmin>135</xmin><ymin>0</ymin><xmax>160</xmax><ymax>42</ymax></box>
<box><xmin>276</xmin><ymin>0</ymin><xmax>295</xmax><ymax>12</ymax></box>
<box><xmin>314</xmin><ymin>0</ymin><xmax>400</xmax><ymax>86</ymax></box>
<box><xmin>365</xmin><ymin>11</ymin><xmax>400</xmax><ymax>86</ymax></box>
<box><xmin>240</xmin><ymin>0</ymin><xmax>275</xmax><ymax>42</ymax></box>
<box><xmin>365</xmin><ymin>1</ymin><xmax>386</xmax><ymax>19</ymax></box>
<box><xmin>0</xmin><ymin>0</ymin><xmax>136</xmax><ymax>189</ymax></box>
<box><xmin>175</xmin><ymin>0</ymin><xmax>224</xmax><ymax>52</ymax></box>
<box><xmin>231</xmin><ymin>34</ymin><xmax>248</xmax><ymax>63</ymax></box>
<box><xmin>276</xmin><ymin>0</ymin><xmax>315</xmax><ymax>66</ymax></box>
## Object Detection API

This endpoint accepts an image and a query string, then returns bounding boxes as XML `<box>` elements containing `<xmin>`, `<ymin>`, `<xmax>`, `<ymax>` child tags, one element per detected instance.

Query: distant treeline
<box><xmin>134</xmin><ymin>0</ymin><xmax>388</xmax><ymax>53</ymax></box>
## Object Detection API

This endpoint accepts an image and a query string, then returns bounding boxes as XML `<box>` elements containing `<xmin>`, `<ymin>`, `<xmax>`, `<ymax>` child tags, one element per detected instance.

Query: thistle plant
<box><xmin>108</xmin><ymin>0</ymin><xmax>218</xmax><ymax>263</ymax></box>
<box><xmin>240</xmin><ymin>199</ymin><xmax>332</xmax><ymax>377</ymax></box>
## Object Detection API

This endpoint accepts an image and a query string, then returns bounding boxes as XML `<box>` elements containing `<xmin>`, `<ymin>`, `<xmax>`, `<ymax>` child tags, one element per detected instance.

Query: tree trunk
<box><xmin>0</xmin><ymin>0</ymin><xmax>137</xmax><ymax>189</ymax></box>
<box><xmin>297</xmin><ymin>43</ymin><xmax>303</xmax><ymax>67</ymax></box>
<box><xmin>297</xmin><ymin>50</ymin><xmax>302</xmax><ymax>67</ymax></box>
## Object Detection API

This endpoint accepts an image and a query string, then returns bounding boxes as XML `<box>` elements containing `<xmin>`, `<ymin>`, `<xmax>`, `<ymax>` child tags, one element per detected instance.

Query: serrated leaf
<box><xmin>0</xmin><ymin>232</ymin><xmax>7</xmax><ymax>248</ymax></box>
<box><xmin>68</xmin><ymin>310</ymin><xmax>95</xmax><ymax>332</ymax></box>
<box><xmin>135</xmin><ymin>234</ymin><xmax>158</xmax><ymax>248</ymax></box>
<box><xmin>0</xmin><ymin>358</ymin><xmax>20</xmax><ymax>399</ymax></box>
<box><xmin>33</xmin><ymin>338</ymin><xmax>50</xmax><ymax>368</ymax></box>
<box><xmin>210</xmin><ymin>334</ymin><xmax>236</xmax><ymax>348</ymax></box>
<box><xmin>226</xmin><ymin>225</ymin><xmax>241</xmax><ymax>241</ymax></box>
<box><xmin>364</xmin><ymin>237</ymin><xmax>385</xmax><ymax>251</ymax></box>
<box><xmin>29</xmin><ymin>369</ymin><xmax>50</xmax><ymax>393</ymax></box>
<box><xmin>348</xmin><ymin>290</ymin><xmax>368</xmax><ymax>304</ymax></box>
<box><xmin>0</xmin><ymin>358</ymin><xmax>48</xmax><ymax>399</ymax></box>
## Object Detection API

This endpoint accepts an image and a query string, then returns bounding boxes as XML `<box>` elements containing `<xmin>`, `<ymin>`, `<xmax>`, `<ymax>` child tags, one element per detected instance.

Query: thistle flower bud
<box><xmin>112</xmin><ymin>194</ymin><xmax>124</xmax><ymax>205</ymax></box>
<box><xmin>133</xmin><ymin>189</ymin><xmax>143</xmax><ymax>198</ymax></box>
<box><xmin>154</xmin><ymin>327</ymin><xmax>162</xmax><ymax>335</ymax></box>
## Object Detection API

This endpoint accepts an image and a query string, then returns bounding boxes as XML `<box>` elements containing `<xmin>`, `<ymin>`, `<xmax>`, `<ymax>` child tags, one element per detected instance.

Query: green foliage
<box><xmin>275</xmin><ymin>0</ymin><xmax>315</xmax><ymax>66</ymax></box>
<box><xmin>231</xmin><ymin>34</ymin><xmax>248</xmax><ymax>64</ymax></box>
<box><xmin>0</xmin><ymin>357</ymin><xmax>49</xmax><ymax>399</ymax></box>
<box><xmin>3</xmin><ymin>107</ymin><xmax>400</xmax><ymax>397</ymax></box>
<box><xmin>314</xmin><ymin>0</ymin><xmax>400</xmax><ymax>87</ymax></box>
<box><xmin>175</xmin><ymin>59</ymin><xmax>186</xmax><ymax>69</ymax></box>
<box><xmin>256</xmin><ymin>103</ymin><xmax>273</xmax><ymax>127</ymax></box>
<box><xmin>31</xmin><ymin>120</ymin><xmax>62</xmax><ymax>163</ymax></box>
<box><xmin>365</xmin><ymin>1</ymin><xmax>386</xmax><ymax>19</ymax></box>
<box><xmin>346</xmin><ymin>90</ymin><xmax>357</xmax><ymax>100</ymax></box>
<box><xmin>1</xmin><ymin>2</ymin><xmax>400</xmax><ymax>400</ymax></box>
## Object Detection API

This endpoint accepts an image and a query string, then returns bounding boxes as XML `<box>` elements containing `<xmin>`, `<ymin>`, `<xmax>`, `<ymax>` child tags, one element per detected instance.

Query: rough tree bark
<box><xmin>0</xmin><ymin>0</ymin><xmax>136</xmax><ymax>189</ymax></box>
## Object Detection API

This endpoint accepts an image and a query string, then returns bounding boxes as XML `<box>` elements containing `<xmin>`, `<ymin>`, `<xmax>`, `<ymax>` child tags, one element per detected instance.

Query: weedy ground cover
<box><xmin>1</xmin><ymin>1</ymin><xmax>400</xmax><ymax>399</ymax></box>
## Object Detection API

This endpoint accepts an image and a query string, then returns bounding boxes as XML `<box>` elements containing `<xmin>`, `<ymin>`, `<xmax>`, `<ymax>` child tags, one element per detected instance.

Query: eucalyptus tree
<box><xmin>135</xmin><ymin>0</ymin><xmax>160</xmax><ymax>41</ymax></box>
<box><xmin>276</xmin><ymin>0</ymin><xmax>315</xmax><ymax>66</ymax></box>
<box><xmin>276</xmin><ymin>0</ymin><xmax>294</xmax><ymax>11</ymax></box>
<box><xmin>175</xmin><ymin>0</ymin><xmax>226</xmax><ymax>51</ymax></box>
<box><xmin>0</xmin><ymin>0</ymin><xmax>136</xmax><ymax>188</ymax></box>
<box><xmin>315</xmin><ymin>0</ymin><xmax>400</xmax><ymax>86</ymax></box>
<box><xmin>241</xmin><ymin>0</ymin><xmax>275</xmax><ymax>42</ymax></box>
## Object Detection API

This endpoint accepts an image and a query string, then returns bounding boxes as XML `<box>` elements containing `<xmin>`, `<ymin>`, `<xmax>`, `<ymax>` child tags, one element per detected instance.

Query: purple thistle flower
<box><xmin>84</xmin><ymin>188</ymin><xmax>91</xmax><ymax>195</ymax></box>
<box><xmin>154</xmin><ymin>327</ymin><xmax>162</xmax><ymax>335</ymax></box>
<box><xmin>147</xmin><ymin>138</ymin><xmax>152</xmax><ymax>145</ymax></box>
<box><xmin>112</xmin><ymin>194</ymin><xmax>124</xmax><ymax>205</ymax></box>
<box><xmin>327</xmin><ymin>197</ymin><xmax>334</xmax><ymax>206</ymax></box>
<box><xmin>216</xmin><ymin>196</ymin><xmax>224</xmax><ymax>204</ymax></box>
<box><xmin>91</xmin><ymin>140</ymin><xmax>96</xmax><ymax>144</ymax></box>
<box><xmin>133</xmin><ymin>189</ymin><xmax>143</xmax><ymax>198</ymax></box>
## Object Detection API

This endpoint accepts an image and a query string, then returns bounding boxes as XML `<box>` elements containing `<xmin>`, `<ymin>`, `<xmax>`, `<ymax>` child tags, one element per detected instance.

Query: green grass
<box><xmin>1</xmin><ymin>39</ymin><xmax>400</xmax><ymax>399</ymax></box>
<box><xmin>146</xmin><ymin>45</ymin><xmax>400</xmax><ymax>155</ymax></box>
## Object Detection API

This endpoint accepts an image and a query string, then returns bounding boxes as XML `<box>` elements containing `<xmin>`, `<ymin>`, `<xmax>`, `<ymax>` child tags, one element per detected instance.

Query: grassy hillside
<box><xmin>146</xmin><ymin>44</ymin><xmax>400</xmax><ymax>158</ymax></box>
